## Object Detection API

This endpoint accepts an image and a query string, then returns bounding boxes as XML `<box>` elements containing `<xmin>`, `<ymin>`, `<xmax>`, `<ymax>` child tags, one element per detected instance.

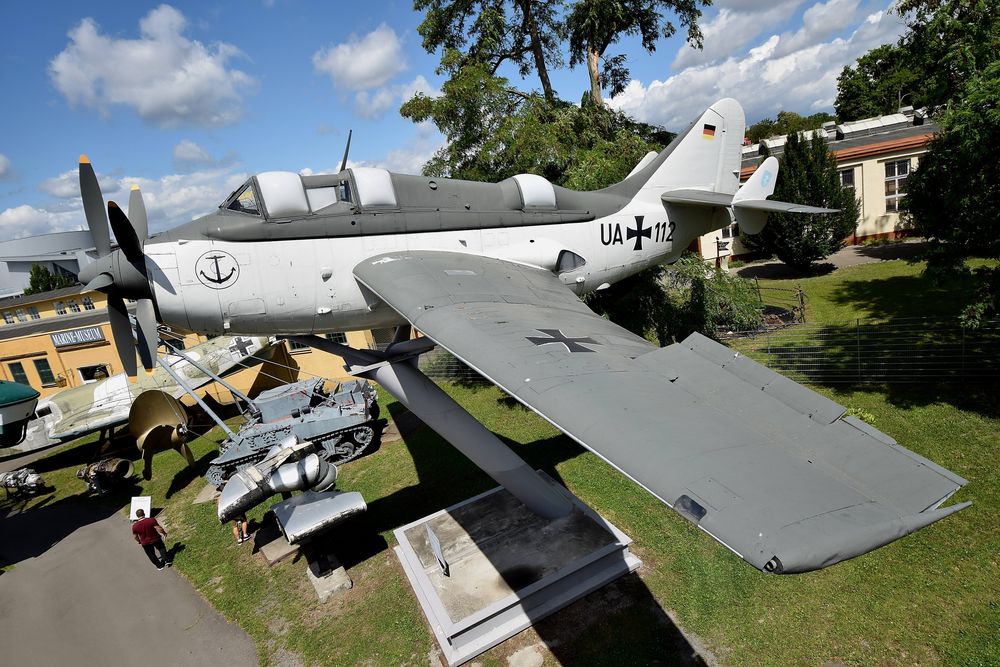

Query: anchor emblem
<box><xmin>196</xmin><ymin>250</ymin><xmax>240</xmax><ymax>289</ymax></box>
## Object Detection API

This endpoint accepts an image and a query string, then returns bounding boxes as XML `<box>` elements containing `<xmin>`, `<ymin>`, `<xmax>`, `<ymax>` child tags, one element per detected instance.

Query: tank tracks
<box><xmin>205</xmin><ymin>424</ymin><xmax>377</xmax><ymax>488</ymax></box>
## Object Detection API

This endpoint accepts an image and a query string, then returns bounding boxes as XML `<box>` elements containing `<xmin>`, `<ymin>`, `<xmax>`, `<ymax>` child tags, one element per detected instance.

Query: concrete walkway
<box><xmin>734</xmin><ymin>239</ymin><xmax>927</xmax><ymax>279</ymax></box>
<box><xmin>0</xmin><ymin>493</ymin><xmax>258</xmax><ymax>666</ymax></box>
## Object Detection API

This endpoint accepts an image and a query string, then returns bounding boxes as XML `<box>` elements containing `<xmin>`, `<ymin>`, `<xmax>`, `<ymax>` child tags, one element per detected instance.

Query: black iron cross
<box><xmin>229</xmin><ymin>337</ymin><xmax>254</xmax><ymax>356</ymax></box>
<box><xmin>626</xmin><ymin>216</ymin><xmax>651</xmax><ymax>251</ymax></box>
<box><xmin>526</xmin><ymin>329</ymin><xmax>599</xmax><ymax>353</ymax></box>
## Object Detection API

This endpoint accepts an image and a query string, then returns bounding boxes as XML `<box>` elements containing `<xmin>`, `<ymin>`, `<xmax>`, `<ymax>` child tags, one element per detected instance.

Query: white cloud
<box><xmin>173</xmin><ymin>139</ymin><xmax>215</xmax><ymax>168</ymax></box>
<box><xmin>354</xmin><ymin>75</ymin><xmax>440</xmax><ymax>119</ymax></box>
<box><xmin>0</xmin><ymin>154</ymin><xmax>11</xmax><ymax>180</ymax></box>
<box><xmin>0</xmin><ymin>204</ymin><xmax>82</xmax><ymax>238</ymax></box>
<box><xmin>312</xmin><ymin>24</ymin><xmax>407</xmax><ymax>92</ymax></box>
<box><xmin>673</xmin><ymin>1</ymin><xmax>804</xmax><ymax>70</ymax></box>
<box><xmin>49</xmin><ymin>5</ymin><xmax>256</xmax><ymax>127</ymax></box>
<box><xmin>772</xmin><ymin>0</ymin><xmax>861</xmax><ymax>58</ymax></box>
<box><xmin>609</xmin><ymin>7</ymin><xmax>907</xmax><ymax>130</ymax></box>
<box><xmin>353</xmin><ymin>121</ymin><xmax>444</xmax><ymax>174</ymax></box>
<box><xmin>40</xmin><ymin>167</ymin><xmax>121</xmax><ymax>199</ymax></box>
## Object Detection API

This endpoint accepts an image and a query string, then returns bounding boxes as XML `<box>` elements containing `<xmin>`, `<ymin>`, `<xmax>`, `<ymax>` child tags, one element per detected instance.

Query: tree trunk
<box><xmin>587</xmin><ymin>45</ymin><xmax>603</xmax><ymax>107</ymax></box>
<box><xmin>521</xmin><ymin>1</ymin><xmax>554</xmax><ymax>101</ymax></box>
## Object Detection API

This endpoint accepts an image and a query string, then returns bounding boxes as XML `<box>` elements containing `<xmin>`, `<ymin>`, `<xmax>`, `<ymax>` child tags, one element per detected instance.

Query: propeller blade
<box><xmin>83</xmin><ymin>272</ymin><xmax>114</xmax><ymax>292</ymax></box>
<box><xmin>107</xmin><ymin>295</ymin><xmax>137</xmax><ymax>377</ymax></box>
<box><xmin>340</xmin><ymin>129</ymin><xmax>353</xmax><ymax>172</ymax></box>
<box><xmin>135</xmin><ymin>299</ymin><xmax>158</xmax><ymax>373</ymax></box>
<box><xmin>79</xmin><ymin>156</ymin><xmax>111</xmax><ymax>256</ymax></box>
<box><xmin>108</xmin><ymin>201</ymin><xmax>143</xmax><ymax>263</ymax></box>
<box><xmin>127</xmin><ymin>185</ymin><xmax>148</xmax><ymax>241</ymax></box>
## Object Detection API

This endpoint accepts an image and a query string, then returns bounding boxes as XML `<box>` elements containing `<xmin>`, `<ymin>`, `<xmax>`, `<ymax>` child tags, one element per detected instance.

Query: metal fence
<box><xmin>414</xmin><ymin>317</ymin><xmax>1000</xmax><ymax>386</ymax></box>
<box><xmin>733</xmin><ymin>317</ymin><xmax>1000</xmax><ymax>383</ymax></box>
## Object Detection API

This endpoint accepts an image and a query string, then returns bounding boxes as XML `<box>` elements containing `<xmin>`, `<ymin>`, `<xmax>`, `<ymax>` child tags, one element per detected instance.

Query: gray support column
<box><xmin>363</xmin><ymin>361</ymin><xmax>573</xmax><ymax>519</ymax></box>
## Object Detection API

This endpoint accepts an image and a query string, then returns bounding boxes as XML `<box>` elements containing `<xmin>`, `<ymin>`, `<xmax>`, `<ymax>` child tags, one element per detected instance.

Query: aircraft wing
<box><xmin>354</xmin><ymin>251</ymin><xmax>969</xmax><ymax>573</ymax></box>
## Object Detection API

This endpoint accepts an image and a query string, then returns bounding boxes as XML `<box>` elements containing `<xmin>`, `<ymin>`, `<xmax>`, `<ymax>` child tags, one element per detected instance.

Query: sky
<box><xmin>0</xmin><ymin>0</ymin><xmax>908</xmax><ymax>241</ymax></box>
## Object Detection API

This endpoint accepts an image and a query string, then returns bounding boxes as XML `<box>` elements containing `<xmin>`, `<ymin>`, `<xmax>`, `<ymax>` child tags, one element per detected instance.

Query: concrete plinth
<box><xmin>393</xmin><ymin>472</ymin><xmax>641</xmax><ymax>666</ymax></box>
<box><xmin>255</xmin><ymin>514</ymin><xmax>300</xmax><ymax>567</ymax></box>
<box><xmin>304</xmin><ymin>551</ymin><xmax>353</xmax><ymax>603</ymax></box>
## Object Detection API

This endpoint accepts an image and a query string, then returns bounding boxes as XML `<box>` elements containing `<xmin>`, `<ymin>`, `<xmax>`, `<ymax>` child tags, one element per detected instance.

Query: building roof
<box><xmin>0</xmin><ymin>285</ymin><xmax>88</xmax><ymax>310</ymax></box>
<box><xmin>741</xmin><ymin>110</ymin><xmax>938</xmax><ymax>173</ymax></box>
<box><xmin>0</xmin><ymin>308</ymin><xmax>113</xmax><ymax>342</ymax></box>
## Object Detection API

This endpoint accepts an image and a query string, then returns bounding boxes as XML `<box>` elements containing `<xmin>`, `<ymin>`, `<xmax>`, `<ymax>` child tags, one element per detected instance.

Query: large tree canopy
<box><xmin>902</xmin><ymin>59</ymin><xmax>1000</xmax><ymax>325</ymax></box>
<box><xmin>740</xmin><ymin>133</ymin><xmax>859</xmax><ymax>273</ymax></box>
<box><xmin>834</xmin><ymin>44</ymin><xmax>923</xmax><ymax>121</ymax></box>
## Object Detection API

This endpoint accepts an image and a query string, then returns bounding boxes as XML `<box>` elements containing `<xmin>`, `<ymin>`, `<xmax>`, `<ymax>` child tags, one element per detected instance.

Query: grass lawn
<box><xmin>2</xmin><ymin>256</ymin><xmax>997</xmax><ymax>666</ymax></box>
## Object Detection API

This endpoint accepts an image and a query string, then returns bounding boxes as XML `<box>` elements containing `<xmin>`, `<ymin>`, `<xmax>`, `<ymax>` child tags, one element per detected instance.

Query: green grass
<box><xmin>3</xmin><ymin>257</ymin><xmax>997</xmax><ymax>665</ymax></box>
<box><xmin>755</xmin><ymin>257</ymin><xmax>996</xmax><ymax>324</ymax></box>
<box><xmin>5</xmin><ymin>382</ymin><xmax>996</xmax><ymax>666</ymax></box>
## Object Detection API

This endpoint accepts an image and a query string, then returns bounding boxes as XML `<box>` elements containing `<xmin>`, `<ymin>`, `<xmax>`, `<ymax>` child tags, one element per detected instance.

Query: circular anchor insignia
<box><xmin>196</xmin><ymin>250</ymin><xmax>240</xmax><ymax>289</ymax></box>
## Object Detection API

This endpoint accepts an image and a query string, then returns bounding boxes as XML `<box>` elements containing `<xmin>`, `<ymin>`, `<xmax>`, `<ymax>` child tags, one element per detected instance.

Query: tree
<box><xmin>746</xmin><ymin>110</ymin><xmax>836</xmax><ymax>144</ymax></box>
<box><xmin>740</xmin><ymin>132</ymin><xmax>859</xmax><ymax>273</ymax></box>
<box><xmin>401</xmin><ymin>59</ymin><xmax>671</xmax><ymax>183</ymax></box>
<box><xmin>565</xmin><ymin>0</ymin><xmax>708</xmax><ymax>107</ymax></box>
<box><xmin>415</xmin><ymin>0</ymin><xmax>564</xmax><ymax>101</ymax></box>
<box><xmin>902</xmin><ymin>59</ymin><xmax>1000</xmax><ymax>325</ymax></box>
<box><xmin>24</xmin><ymin>264</ymin><xmax>76</xmax><ymax>295</ymax></box>
<box><xmin>834</xmin><ymin>44</ymin><xmax>922</xmax><ymax>121</ymax></box>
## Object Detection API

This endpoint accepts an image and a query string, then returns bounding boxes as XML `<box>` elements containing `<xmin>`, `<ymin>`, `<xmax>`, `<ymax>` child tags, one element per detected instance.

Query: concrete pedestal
<box><xmin>393</xmin><ymin>472</ymin><xmax>641</xmax><ymax>666</ymax></box>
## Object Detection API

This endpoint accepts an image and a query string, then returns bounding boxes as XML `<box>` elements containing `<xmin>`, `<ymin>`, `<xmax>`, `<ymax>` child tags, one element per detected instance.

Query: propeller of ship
<box><xmin>128</xmin><ymin>390</ymin><xmax>193</xmax><ymax>481</ymax></box>
<box><xmin>77</xmin><ymin>156</ymin><xmax>158</xmax><ymax>377</ymax></box>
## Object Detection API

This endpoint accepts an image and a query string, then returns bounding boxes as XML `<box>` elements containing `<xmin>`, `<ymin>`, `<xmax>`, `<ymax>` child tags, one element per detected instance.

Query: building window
<box><xmin>885</xmin><ymin>159</ymin><xmax>910</xmax><ymax>213</ymax></box>
<box><xmin>67</xmin><ymin>299</ymin><xmax>81</xmax><ymax>313</ymax></box>
<box><xmin>55</xmin><ymin>301</ymin><xmax>67</xmax><ymax>315</ymax></box>
<box><xmin>8</xmin><ymin>361</ymin><xmax>29</xmax><ymax>385</ymax></box>
<box><xmin>839</xmin><ymin>168</ymin><xmax>855</xmax><ymax>189</ymax></box>
<box><xmin>28</xmin><ymin>306</ymin><xmax>40</xmax><ymax>320</ymax></box>
<box><xmin>720</xmin><ymin>223</ymin><xmax>739</xmax><ymax>239</ymax></box>
<box><xmin>33</xmin><ymin>358</ymin><xmax>57</xmax><ymax>386</ymax></box>
<box><xmin>325</xmin><ymin>332</ymin><xmax>347</xmax><ymax>344</ymax></box>
<box><xmin>82</xmin><ymin>296</ymin><xmax>95</xmax><ymax>310</ymax></box>
<box><xmin>2</xmin><ymin>311</ymin><xmax>14</xmax><ymax>324</ymax></box>
<box><xmin>79</xmin><ymin>364</ymin><xmax>110</xmax><ymax>383</ymax></box>
<box><xmin>15</xmin><ymin>308</ymin><xmax>26</xmax><ymax>322</ymax></box>
<box><xmin>287</xmin><ymin>339</ymin><xmax>310</xmax><ymax>352</ymax></box>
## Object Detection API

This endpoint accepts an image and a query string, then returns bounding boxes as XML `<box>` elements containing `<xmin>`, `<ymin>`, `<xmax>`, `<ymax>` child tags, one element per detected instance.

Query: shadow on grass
<box><xmin>735</xmin><ymin>261</ymin><xmax>835</xmax><ymax>280</ymax></box>
<box><xmin>829</xmin><ymin>271</ymin><xmax>980</xmax><ymax>321</ymax></box>
<box><xmin>372</xmin><ymin>399</ymin><xmax>709</xmax><ymax>665</ymax></box>
<box><xmin>165</xmin><ymin>450</ymin><xmax>216</xmax><ymax>499</ymax></box>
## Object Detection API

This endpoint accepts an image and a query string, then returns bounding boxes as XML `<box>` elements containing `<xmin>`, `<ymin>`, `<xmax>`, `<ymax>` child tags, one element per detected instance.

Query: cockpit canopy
<box><xmin>222</xmin><ymin>167</ymin><xmax>398</xmax><ymax>219</ymax></box>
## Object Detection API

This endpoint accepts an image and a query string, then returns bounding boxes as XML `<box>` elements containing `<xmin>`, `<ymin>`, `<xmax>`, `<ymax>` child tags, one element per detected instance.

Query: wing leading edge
<box><xmin>354</xmin><ymin>251</ymin><xmax>969</xmax><ymax>573</ymax></box>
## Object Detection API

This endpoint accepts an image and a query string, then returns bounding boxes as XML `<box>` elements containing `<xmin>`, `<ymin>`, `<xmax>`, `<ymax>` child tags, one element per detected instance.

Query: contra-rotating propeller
<box><xmin>77</xmin><ymin>156</ymin><xmax>158</xmax><ymax>377</ymax></box>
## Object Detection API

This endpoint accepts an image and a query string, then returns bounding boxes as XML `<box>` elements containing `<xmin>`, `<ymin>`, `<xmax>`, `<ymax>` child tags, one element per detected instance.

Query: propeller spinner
<box><xmin>77</xmin><ymin>156</ymin><xmax>158</xmax><ymax>377</ymax></box>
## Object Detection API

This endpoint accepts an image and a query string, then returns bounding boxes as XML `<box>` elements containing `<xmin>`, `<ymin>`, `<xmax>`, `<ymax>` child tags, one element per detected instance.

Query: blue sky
<box><xmin>0</xmin><ymin>0</ymin><xmax>907</xmax><ymax>240</ymax></box>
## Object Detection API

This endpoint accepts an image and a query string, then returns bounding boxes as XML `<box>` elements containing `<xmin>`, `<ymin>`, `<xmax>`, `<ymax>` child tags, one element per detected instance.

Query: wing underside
<box><xmin>353</xmin><ymin>251</ymin><xmax>969</xmax><ymax>573</ymax></box>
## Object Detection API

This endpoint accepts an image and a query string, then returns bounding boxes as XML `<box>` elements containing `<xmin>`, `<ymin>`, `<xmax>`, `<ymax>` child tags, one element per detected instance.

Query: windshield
<box><xmin>225</xmin><ymin>180</ymin><xmax>260</xmax><ymax>215</ymax></box>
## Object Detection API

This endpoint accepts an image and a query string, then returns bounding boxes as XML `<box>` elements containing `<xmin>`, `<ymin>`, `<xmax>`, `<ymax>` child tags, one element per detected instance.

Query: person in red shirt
<box><xmin>131</xmin><ymin>508</ymin><xmax>171</xmax><ymax>570</ymax></box>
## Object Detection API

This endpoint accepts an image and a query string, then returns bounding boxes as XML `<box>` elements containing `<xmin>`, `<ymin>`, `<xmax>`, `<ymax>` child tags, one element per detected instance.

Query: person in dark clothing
<box><xmin>131</xmin><ymin>508</ymin><xmax>171</xmax><ymax>570</ymax></box>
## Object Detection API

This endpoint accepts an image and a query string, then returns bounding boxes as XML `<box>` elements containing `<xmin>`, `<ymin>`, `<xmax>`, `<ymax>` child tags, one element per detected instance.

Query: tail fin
<box><xmin>733</xmin><ymin>156</ymin><xmax>839</xmax><ymax>233</ymax></box>
<box><xmin>635</xmin><ymin>98</ymin><xmax>745</xmax><ymax>196</ymax></box>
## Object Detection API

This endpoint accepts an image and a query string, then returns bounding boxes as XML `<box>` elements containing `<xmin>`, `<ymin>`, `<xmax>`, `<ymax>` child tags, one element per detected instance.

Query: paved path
<box><xmin>734</xmin><ymin>239</ymin><xmax>927</xmax><ymax>279</ymax></box>
<box><xmin>0</xmin><ymin>498</ymin><xmax>258</xmax><ymax>666</ymax></box>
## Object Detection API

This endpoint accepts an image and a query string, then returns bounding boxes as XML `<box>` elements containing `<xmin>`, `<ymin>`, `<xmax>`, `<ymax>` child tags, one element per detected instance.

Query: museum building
<box><xmin>697</xmin><ymin>106</ymin><xmax>937</xmax><ymax>262</ymax></box>
<box><xmin>0</xmin><ymin>283</ymin><xmax>379</xmax><ymax>400</ymax></box>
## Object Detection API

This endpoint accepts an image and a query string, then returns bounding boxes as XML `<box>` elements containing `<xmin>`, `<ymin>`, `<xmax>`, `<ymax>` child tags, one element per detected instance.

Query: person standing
<box><xmin>132</xmin><ymin>508</ymin><xmax>171</xmax><ymax>570</ymax></box>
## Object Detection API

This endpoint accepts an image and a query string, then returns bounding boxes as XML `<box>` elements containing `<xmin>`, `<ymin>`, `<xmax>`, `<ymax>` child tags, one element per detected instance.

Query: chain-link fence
<box><xmin>732</xmin><ymin>317</ymin><xmax>1000</xmax><ymax>383</ymax></box>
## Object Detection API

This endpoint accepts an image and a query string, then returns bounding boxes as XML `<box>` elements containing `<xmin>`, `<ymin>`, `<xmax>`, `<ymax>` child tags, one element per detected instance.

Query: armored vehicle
<box><xmin>205</xmin><ymin>378</ymin><xmax>378</xmax><ymax>487</ymax></box>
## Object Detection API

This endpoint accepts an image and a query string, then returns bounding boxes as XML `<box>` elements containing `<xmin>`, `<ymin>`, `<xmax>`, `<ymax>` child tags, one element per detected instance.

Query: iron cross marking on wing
<box><xmin>228</xmin><ymin>337</ymin><xmax>253</xmax><ymax>356</ymax></box>
<box><xmin>627</xmin><ymin>215</ymin><xmax>651</xmax><ymax>251</ymax></box>
<box><xmin>526</xmin><ymin>329</ymin><xmax>600</xmax><ymax>353</ymax></box>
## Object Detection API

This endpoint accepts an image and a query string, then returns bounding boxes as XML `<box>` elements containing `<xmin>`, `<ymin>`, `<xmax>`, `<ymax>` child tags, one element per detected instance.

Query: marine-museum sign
<box><xmin>51</xmin><ymin>326</ymin><xmax>105</xmax><ymax>348</ymax></box>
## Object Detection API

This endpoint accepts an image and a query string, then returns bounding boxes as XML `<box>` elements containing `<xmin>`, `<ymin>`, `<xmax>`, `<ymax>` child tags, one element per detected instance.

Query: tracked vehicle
<box><xmin>205</xmin><ymin>378</ymin><xmax>378</xmax><ymax>487</ymax></box>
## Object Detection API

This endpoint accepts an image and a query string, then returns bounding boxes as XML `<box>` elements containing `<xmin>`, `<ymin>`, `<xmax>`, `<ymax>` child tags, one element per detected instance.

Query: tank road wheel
<box><xmin>351</xmin><ymin>426</ymin><xmax>374</xmax><ymax>447</ymax></box>
<box><xmin>206</xmin><ymin>465</ymin><xmax>227</xmax><ymax>488</ymax></box>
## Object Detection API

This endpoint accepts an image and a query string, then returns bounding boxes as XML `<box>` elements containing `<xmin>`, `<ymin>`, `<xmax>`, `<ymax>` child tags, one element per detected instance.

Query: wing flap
<box><xmin>354</xmin><ymin>251</ymin><xmax>969</xmax><ymax>573</ymax></box>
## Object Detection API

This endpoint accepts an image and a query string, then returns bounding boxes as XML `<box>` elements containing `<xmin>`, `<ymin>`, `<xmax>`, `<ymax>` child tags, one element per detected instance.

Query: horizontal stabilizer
<box><xmin>734</xmin><ymin>199</ymin><xmax>839</xmax><ymax>214</ymax></box>
<box><xmin>661</xmin><ymin>189</ymin><xmax>734</xmax><ymax>207</ymax></box>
